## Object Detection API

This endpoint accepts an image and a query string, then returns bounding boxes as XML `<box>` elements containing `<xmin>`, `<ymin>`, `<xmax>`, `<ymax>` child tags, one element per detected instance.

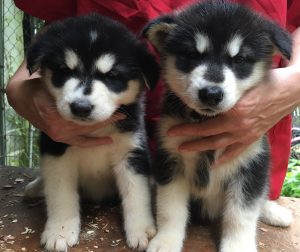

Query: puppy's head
<box><xmin>27</xmin><ymin>14</ymin><xmax>159</xmax><ymax>124</ymax></box>
<box><xmin>143</xmin><ymin>1</ymin><xmax>291</xmax><ymax>116</ymax></box>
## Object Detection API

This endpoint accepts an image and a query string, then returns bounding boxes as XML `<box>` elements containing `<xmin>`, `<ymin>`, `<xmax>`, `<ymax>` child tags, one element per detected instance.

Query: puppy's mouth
<box><xmin>74</xmin><ymin>117</ymin><xmax>93</xmax><ymax>122</ymax></box>
<box><xmin>71</xmin><ymin>116</ymin><xmax>95</xmax><ymax>125</ymax></box>
<box><xmin>201</xmin><ymin>108</ymin><xmax>215</xmax><ymax>113</ymax></box>
<box><xmin>196</xmin><ymin>107</ymin><xmax>220</xmax><ymax>116</ymax></box>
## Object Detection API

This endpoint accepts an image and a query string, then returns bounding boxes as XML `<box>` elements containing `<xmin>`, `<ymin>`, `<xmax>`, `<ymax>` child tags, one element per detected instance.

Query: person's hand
<box><xmin>6</xmin><ymin>61</ymin><xmax>126</xmax><ymax>148</ymax></box>
<box><xmin>167</xmin><ymin>28</ymin><xmax>300</xmax><ymax>166</ymax></box>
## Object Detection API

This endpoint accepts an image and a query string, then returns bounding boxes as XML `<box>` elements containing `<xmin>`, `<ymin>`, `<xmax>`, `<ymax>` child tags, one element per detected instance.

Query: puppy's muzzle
<box><xmin>198</xmin><ymin>86</ymin><xmax>223</xmax><ymax>107</ymax></box>
<box><xmin>70</xmin><ymin>100</ymin><xmax>94</xmax><ymax>118</ymax></box>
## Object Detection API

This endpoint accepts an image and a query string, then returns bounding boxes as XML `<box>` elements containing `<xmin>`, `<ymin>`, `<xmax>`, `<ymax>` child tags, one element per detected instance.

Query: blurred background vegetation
<box><xmin>283</xmin><ymin>123</ymin><xmax>300</xmax><ymax>198</ymax></box>
<box><xmin>1</xmin><ymin>0</ymin><xmax>42</xmax><ymax>168</ymax></box>
<box><xmin>0</xmin><ymin>0</ymin><xmax>299</xmax><ymax>197</ymax></box>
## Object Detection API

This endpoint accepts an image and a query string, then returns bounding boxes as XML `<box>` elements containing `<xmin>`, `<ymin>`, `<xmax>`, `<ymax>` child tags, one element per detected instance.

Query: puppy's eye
<box><xmin>178</xmin><ymin>52</ymin><xmax>205</xmax><ymax>63</ymax></box>
<box><xmin>188</xmin><ymin>51</ymin><xmax>205</xmax><ymax>59</ymax></box>
<box><xmin>107</xmin><ymin>70</ymin><xmax>119</xmax><ymax>78</ymax></box>
<box><xmin>188</xmin><ymin>52</ymin><xmax>197</xmax><ymax>58</ymax></box>
<box><xmin>57</xmin><ymin>65</ymin><xmax>71</xmax><ymax>72</ymax></box>
<box><xmin>233</xmin><ymin>56</ymin><xmax>245</xmax><ymax>64</ymax></box>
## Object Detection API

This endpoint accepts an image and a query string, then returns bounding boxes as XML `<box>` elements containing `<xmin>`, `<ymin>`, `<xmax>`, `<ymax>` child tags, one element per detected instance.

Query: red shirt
<box><xmin>14</xmin><ymin>0</ymin><xmax>300</xmax><ymax>199</ymax></box>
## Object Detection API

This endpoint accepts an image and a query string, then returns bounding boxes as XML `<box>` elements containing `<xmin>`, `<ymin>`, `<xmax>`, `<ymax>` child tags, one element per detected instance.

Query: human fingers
<box><xmin>31</xmin><ymin>89</ymin><xmax>59</xmax><ymax>131</ymax></box>
<box><xmin>32</xmin><ymin>95</ymin><xmax>81</xmax><ymax>142</ymax></box>
<box><xmin>212</xmin><ymin>142</ymin><xmax>247</xmax><ymax>167</ymax></box>
<box><xmin>34</xmin><ymin>101</ymin><xmax>76</xmax><ymax>140</ymax></box>
<box><xmin>178</xmin><ymin>133</ymin><xmax>235</xmax><ymax>152</ymax></box>
<box><xmin>68</xmin><ymin>136</ymin><xmax>113</xmax><ymax>148</ymax></box>
<box><xmin>33</xmin><ymin>88</ymin><xmax>57</xmax><ymax>119</ymax></box>
<box><xmin>44</xmin><ymin>111</ymin><xmax>126</xmax><ymax>139</ymax></box>
<box><xmin>167</xmin><ymin>104</ymin><xmax>252</xmax><ymax>138</ymax></box>
<box><xmin>167</xmin><ymin>116</ymin><xmax>231</xmax><ymax>137</ymax></box>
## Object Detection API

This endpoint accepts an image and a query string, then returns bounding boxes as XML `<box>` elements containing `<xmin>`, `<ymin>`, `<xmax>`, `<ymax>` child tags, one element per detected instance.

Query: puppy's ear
<box><xmin>26</xmin><ymin>37</ymin><xmax>45</xmax><ymax>75</ymax></box>
<box><xmin>264</xmin><ymin>19</ymin><xmax>292</xmax><ymax>60</ymax></box>
<box><xmin>137</xmin><ymin>44</ymin><xmax>160</xmax><ymax>90</ymax></box>
<box><xmin>26</xmin><ymin>27</ymin><xmax>51</xmax><ymax>75</ymax></box>
<box><xmin>142</xmin><ymin>15</ymin><xmax>176</xmax><ymax>52</ymax></box>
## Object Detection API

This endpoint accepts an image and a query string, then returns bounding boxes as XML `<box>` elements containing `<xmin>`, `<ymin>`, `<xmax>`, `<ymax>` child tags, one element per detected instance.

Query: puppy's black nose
<box><xmin>198</xmin><ymin>86</ymin><xmax>223</xmax><ymax>106</ymax></box>
<box><xmin>70</xmin><ymin>100</ymin><xmax>93</xmax><ymax>117</ymax></box>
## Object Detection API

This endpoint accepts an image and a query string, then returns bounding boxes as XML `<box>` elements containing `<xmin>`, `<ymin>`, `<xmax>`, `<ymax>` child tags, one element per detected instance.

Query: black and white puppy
<box><xmin>143</xmin><ymin>1</ymin><xmax>293</xmax><ymax>252</ymax></box>
<box><xmin>25</xmin><ymin>14</ymin><xmax>159</xmax><ymax>252</ymax></box>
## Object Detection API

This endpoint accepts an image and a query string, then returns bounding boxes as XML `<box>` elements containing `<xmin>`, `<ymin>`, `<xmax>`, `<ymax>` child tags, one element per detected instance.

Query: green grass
<box><xmin>281</xmin><ymin>158</ymin><xmax>300</xmax><ymax>198</ymax></box>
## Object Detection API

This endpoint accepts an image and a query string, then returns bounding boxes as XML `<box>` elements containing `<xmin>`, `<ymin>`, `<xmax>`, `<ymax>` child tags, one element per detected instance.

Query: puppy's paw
<box><xmin>126</xmin><ymin>220</ymin><xmax>156</xmax><ymax>251</ymax></box>
<box><xmin>220</xmin><ymin>239</ymin><xmax>256</xmax><ymax>252</ymax></box>
<box><xmin>41</xmin><ymin>219</ymin><xmax>80</xmax><ymax>252</ymax></box>
<box><xmin>146</xmin><ymin>232</ymin><xmax>183</xmax><ymax>252</ymax></box>
<box><xmin>25</xmin><ymin>177</ymin><xmax>44</xmax><ymax>198</ymax></box>
<box><xmin>260</xmin><ymin>200</ymin><xmax>293</xmax><ymax>227</ymax></box>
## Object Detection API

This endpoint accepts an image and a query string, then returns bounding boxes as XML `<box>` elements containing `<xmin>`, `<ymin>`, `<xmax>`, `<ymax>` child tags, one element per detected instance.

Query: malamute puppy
<box><xmin>143</xmin><ymin>1</ymin><xmax>292</xmax><ymax>252</ymax></box>
<box><xmin>26</xmin><ymin>14</ymin><xmax>159</xmax><ymax>252</ymax></box>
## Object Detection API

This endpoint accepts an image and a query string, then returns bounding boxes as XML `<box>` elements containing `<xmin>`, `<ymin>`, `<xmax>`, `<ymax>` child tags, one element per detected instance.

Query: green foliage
<box><xmin>281</xmin><ymin>158</ymin><xmax>300</xmax><ymax>198</ymax></box>
<box><xmin>6</xmin><ymin>117</ymin><xmax>40</xmax><ymax>168</ymax></box>
<box><xmin>2</xmin><ymin>2</ymin><xmax>43</xmax><ymax>168</ymax></box>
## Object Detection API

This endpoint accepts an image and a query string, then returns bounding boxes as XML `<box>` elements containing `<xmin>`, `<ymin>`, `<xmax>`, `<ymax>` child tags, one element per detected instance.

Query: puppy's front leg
<box><xmin>114</xmin><ymin>157</ymin><xmax>156</xmax><ymax>251</ymax></box>
<box><xmin>147</xmin><ymin>177</ymin><xmax>190</xmax><ymax>252</ymax></box>
<box><xmin>41</xmin><ymin>154</ymin><xmax>80</xmax><ymax>252</ymax></box>
<box><xmin>220</xmin><ymin>188</ymin><xmax>262</xmax><ymax>252</ymax></box>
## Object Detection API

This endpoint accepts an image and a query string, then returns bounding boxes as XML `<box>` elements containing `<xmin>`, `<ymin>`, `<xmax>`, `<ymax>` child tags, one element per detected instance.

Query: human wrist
<box><xmin>6</xmin><ymin>78</ymin><xmax>42</xmax><ymax>120</ymax></box>
<box><xmin>6</xmin><ymin>78</ymin><xmax>21</xmax><ymax>108</ymax></box>
<box><xmin>266</xmin><ymin>66</ymin><xmax>300</xmax><ymax>119</ymax></box>
<box><xmin>284</xmin><ymin>66</ymin><xmax>300</xmax><ymax>109</ymax></box>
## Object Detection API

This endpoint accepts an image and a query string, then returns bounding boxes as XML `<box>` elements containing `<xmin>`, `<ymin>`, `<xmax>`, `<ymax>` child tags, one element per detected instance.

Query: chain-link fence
<box><xmin>1</xmin><ymin>0</ymin><xmax>43</xmax><ymax>168</ymax></box>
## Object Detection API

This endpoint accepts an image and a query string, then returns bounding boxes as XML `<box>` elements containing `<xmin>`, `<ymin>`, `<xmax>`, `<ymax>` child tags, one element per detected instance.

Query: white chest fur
<box><xmin>159</xmin><ymin>116</ymin><xmax>264</xmax><ymax>217</ymax></box>
<box><xmin>42</xmin><ymin>127</ymin><xmax>140</xmax><ymax>202</ymax></box>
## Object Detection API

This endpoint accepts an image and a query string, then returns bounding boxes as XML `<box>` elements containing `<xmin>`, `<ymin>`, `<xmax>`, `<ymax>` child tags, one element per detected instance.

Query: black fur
<box><xmin>128</xmin><ymin>144</ymin><xmax>151</xmax><ymax>175</ymax></box>
<box><xmin>239</xmin><ymin>139</ymin><xmax>270</xmax><ymax>205</ymax></box>
<box><xmin>39</xmin><ymin>132</ymin><xmax>69</xmax><ymax>156</ymax></box>
<box><xmin>27</xmin><ymin>14</ymin><xmax>159</xmax><ymax>91</ymax></box>
<box><xmin>194</xmin><ymin>155</ymin><xmax>210</xmax><ymax>188</ymax></box>
<box><xmin>145</xmin><ymin>1</ymin><xmax>291</xmax><ymax>79</ymax></box>
<box><xmin>116</xmin><ymin>103</ymin><xmax>141</xmax><ymax>133</ymax></box>
<box><xmin>153</xmin><ymin>148</ymin><xmax>180</xmax><ymax>185</ymax></box>
<box><xmin>162</xmin><ymin>93</ymin><xmax>189</xmax><ymax>119</ymax></box>
<box><xmin>162</xmin><ymin>92</ymin><xmax>210</xmax><ymax>122</ymax></box>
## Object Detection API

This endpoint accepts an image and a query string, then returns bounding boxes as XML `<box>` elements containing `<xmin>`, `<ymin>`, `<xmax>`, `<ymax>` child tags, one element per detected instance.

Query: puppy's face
<box><xmin>144</xmin><ymin>1</ymin><xmax>291</xmax><ymax>116</ymax></box>
<box><xmin>43</xmin><ymin>49</ymin><xmax>142</xmax><ymax>123</ymax></box>
<box><xmin>27</xmin><ymin>14</ymin><xmax>158</xmax><ymax>124</ymax></box>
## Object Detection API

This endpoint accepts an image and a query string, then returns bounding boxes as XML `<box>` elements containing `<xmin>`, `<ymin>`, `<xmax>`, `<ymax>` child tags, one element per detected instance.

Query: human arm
<box><xmin>6</xmin><ymin>60</ymin><xmax>126</xmax><ymax>147</ymax></box>
<box><xmin>167</xmin><ymin>28</ymin><xmax>300</xmax><ymax>165</ymax></box>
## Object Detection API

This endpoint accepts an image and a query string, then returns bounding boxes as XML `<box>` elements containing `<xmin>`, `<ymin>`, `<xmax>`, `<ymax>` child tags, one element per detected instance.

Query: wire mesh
<box><xmin>1</xmin><ymin>0</ymin><xmax>43</xmax><ymax>168</ymax></box>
